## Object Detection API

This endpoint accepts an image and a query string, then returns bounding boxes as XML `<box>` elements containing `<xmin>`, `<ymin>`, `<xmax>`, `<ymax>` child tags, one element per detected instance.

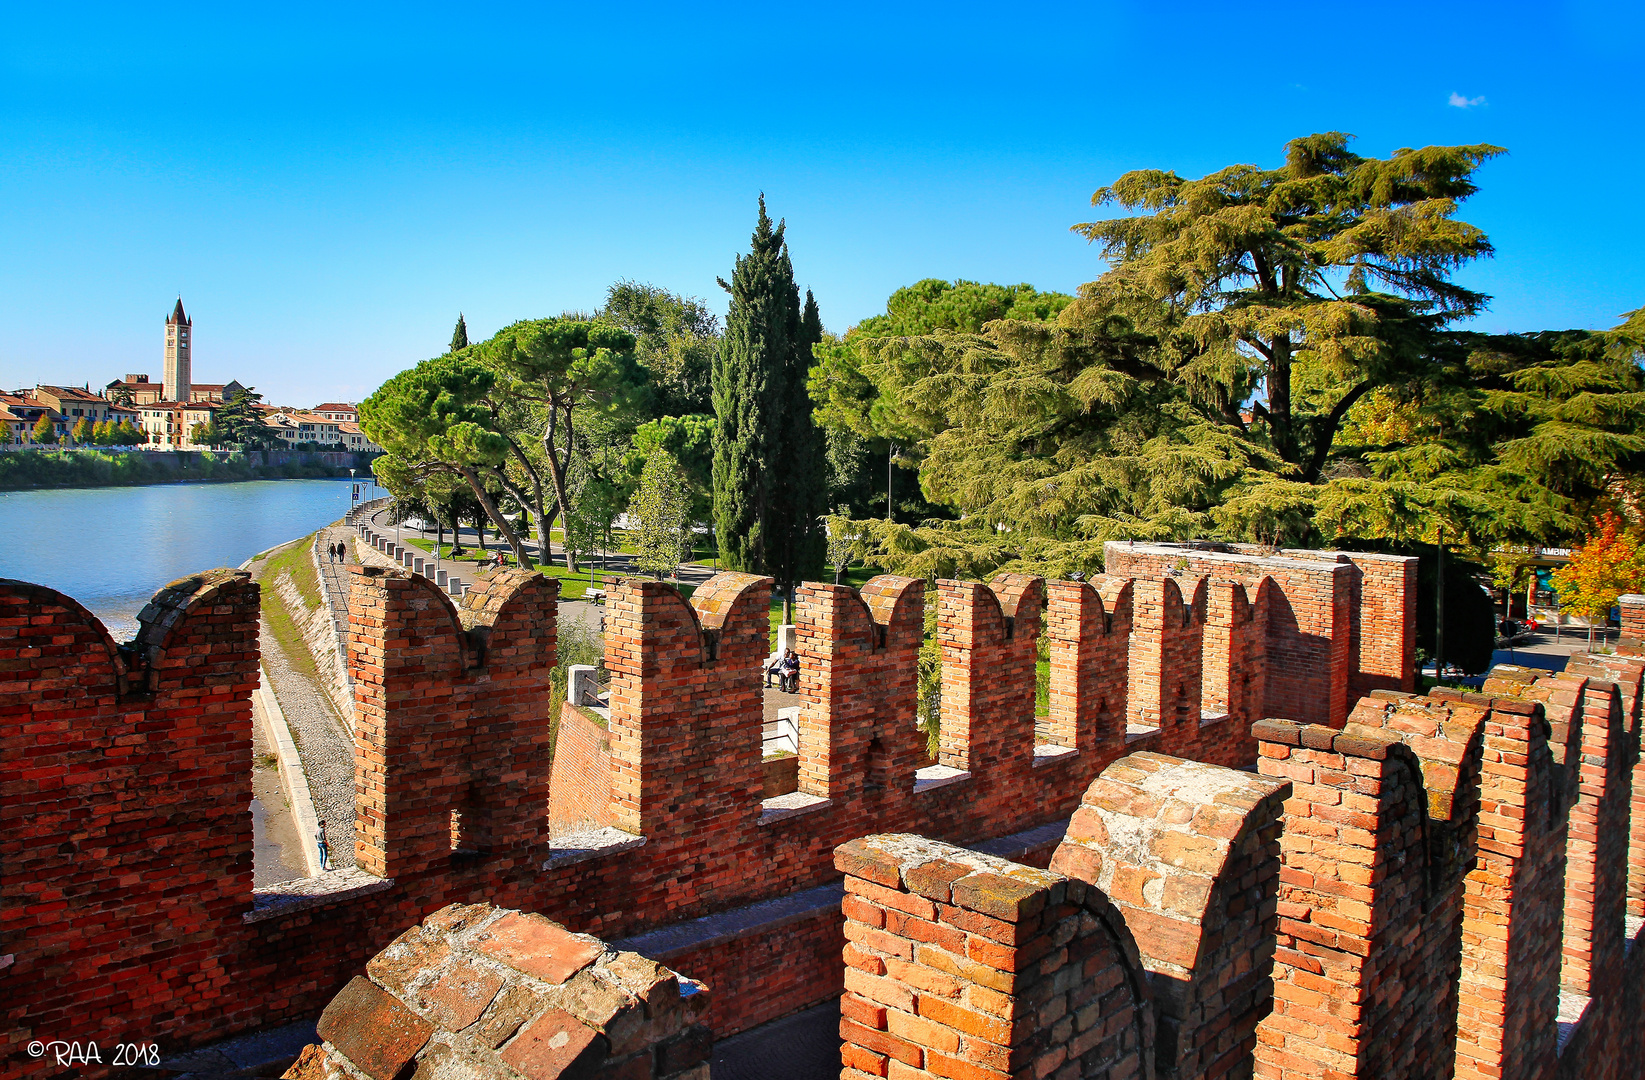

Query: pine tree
<box><xmin>712</xmin><ymin>196</ymin><xmax>825</xmax><ymax>599</ymax></box>
<box><xmin>450</xmin><ymin>313</ymin><xmax>469</xmax><ymax>352</ymax></box>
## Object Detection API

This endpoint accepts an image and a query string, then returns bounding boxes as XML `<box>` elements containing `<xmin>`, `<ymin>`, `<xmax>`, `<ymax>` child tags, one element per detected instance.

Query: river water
<box><xmin>0</xmin><ymin>478</ymin><xmax>364</xmax><ymax>640</ymax></box>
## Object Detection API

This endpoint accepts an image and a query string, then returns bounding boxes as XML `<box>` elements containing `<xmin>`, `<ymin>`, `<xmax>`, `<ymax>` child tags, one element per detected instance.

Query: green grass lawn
<box><xmin>254</xmin><ymin>533</ymin><xmax>321</xmax><ymax>679</ymax></box>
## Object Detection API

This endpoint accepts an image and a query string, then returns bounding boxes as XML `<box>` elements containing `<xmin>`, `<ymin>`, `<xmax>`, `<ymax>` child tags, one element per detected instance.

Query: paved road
<box><xmin>363</xmin><ymin>507</ymin><xmax>719</xmax><ymax>586</ymax></box>
<box><xmin>251</xmin><ymin>706</ymin><xmax>308</xmax><ymax>886</ymax></box>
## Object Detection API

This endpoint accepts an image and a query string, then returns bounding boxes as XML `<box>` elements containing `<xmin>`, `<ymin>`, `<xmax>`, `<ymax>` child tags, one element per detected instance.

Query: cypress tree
<box><xmin>450</xmin><ymin>313</ymin><xmax>469</xmax><ymax>352</ymax></box>
<box><xmin>770</xmin><ymin>288</ymin><xmax>828</xmax><ymax>615</ymax></box>
<box><xmin>712</xmin><ymin>197</ymin><xmax>826</xmax><ymax>602</ymax></box>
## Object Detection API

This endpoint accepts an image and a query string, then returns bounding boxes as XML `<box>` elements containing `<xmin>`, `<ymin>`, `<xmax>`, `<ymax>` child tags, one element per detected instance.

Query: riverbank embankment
<box><xmin>0</xmin><ymin>447</ymin><xmax>374</xmax><ymax>491</ymax></box>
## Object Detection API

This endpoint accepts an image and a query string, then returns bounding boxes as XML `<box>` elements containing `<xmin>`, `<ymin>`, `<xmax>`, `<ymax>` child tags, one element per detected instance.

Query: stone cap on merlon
<box><xmin>834</xmin><ymin>833</ymin><xmax>1068</xmax><ymax>923</ymax></box>
<box><xmin>283</xmin><ymin>902</ymin><xmax>709</xmax><ymax>1080</ymax></box>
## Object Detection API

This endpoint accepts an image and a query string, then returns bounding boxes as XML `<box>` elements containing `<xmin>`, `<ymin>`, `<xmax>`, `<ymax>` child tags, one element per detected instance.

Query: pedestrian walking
<box><xmin>316</xmin><ymin>819</ymin><xmax>331</xmax><ymax>871</ymax></box>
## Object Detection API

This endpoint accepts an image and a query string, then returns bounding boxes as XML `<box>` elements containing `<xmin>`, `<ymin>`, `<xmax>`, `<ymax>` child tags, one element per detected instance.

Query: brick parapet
<box><xmin>794</xmin><ymin>575</ymin><xmax>925</xmax><ymax>807</ymax></box>
<box><xmin>1561</xmin><ymin>652</ymin><xmax>1645</xmax><ymax>922</ymax></box>
<box><xmin>1341</xmin><ymin>552</ymin><xmax>1419</xmax><ymax>700</ymax></box>
<box><xmin>1106</xmin><ymin>542</ymin><xmax>1416</xmax><ymax>729</ymax></box>
<box><xmin>1449</xmin><ymin>676</ymin><xmax>1568</xmax><ymax>1080</ymax></box>
<box><xmin>1044</xmin><ymin>578</ymin><xmax>1130</xmax><ymax>758</ymax></box>
<box><xmin>1049</xmin><ymin>753</ymin><xmax>1288</xmax><ymax>1080</ymax></box>
<box><xmin>834</xmin><ymin>833</ymin><xmax>1153</xmax><ymax>1080</ymax></box>
<box><xmin>1617</xmin><ymin>594</ymin><xmax>1645</xmax><ymax>652</ymax></box>
<box><xmin>548</xmin><ymin>702</ymin><xmax>613</xmax><ymax>837</ymax></box>
<box><xmin>604</xmin><ymin>571</ymin><xmax>769</xmax><ymax>854</ymax></box>
<box><xmin>2</xmin><ymin>544</ymin><xmax>1438</xmax><ymax>1071</ymax></box>
<box><xmin>1200</xmin><ymin>579</ymin><xmax>1265</xmax><ymax>765</ymax></box>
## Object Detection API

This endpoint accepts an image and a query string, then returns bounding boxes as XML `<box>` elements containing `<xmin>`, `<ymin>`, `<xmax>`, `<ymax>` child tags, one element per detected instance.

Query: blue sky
<box><xmin>2</xmin><ymin>1</ymin><xmax>1641</xmax><ymax>408</ymax></box>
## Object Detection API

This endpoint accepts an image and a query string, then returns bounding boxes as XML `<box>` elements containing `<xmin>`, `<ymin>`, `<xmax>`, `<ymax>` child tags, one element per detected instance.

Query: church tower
<box><xmin>164</xmin><ymin>298</ymin><xmax>192</xmax><ymax>403</ymax></box>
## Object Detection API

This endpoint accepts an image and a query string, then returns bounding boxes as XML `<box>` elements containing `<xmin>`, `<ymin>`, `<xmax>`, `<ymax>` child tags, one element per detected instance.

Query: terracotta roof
<box><xmin>0</xmin><ymin>409</ymin><xmax>23</xmax><ymax>423</ymax></box>
<box><xmin>312</xmin><ymin>402</ymin><xmax>356</xmax><ymax>412</ymax></box>
<box><xmin>38</xmin><ymin>385</ymin><xmax>105</xmax><ymax>401</ymax></box>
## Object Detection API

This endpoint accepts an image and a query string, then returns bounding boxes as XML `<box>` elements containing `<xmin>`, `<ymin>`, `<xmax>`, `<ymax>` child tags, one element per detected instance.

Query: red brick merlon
<box><xmin>1</xmin><ymin>569</ymin><xmax>260</xmax><ymax>1061</ymax></box>
<box><xmin>1618</xmin><ymin>594</ymin><xmax>1645</xmax><ymax>652</ymax></box>
<box><xmin>1251</xmin><ymin>708</ymin><xmax>1482</xmax><ymax>1080</ymax></box>
<box><xmin>347</xmin><ymin>565</ymin><xmax>557</xmax><ymax>880</ymax></box>
<box><xmin>833</xmin><ymin>833</ymin><xmax>1153</xmax><ymax>1080</ymax></box>
<box><xmin>1491</xmin><ymin>667</ymin><xmax>1632</xmax><ymax>1003</ymax></box>
<box><xmin>604</xmin><ymin>572</ymin><xmax>771</xmax><ymax>841</ymax></box>
<box><xmin>286</xmin><ymin>902</ymin><xmax>711</xmax><ymax>1080</ymax></box>
<box><xmin>794</xmin><ymin>574</ymin><xmax>925</xmax><ymax>803</ymax></box>
<box><xmin>1044</xmin><ymin>577</ymin><xmax>1132</xmax><ymax>759</ymax></box>
<box><xmin>937</xmin><ymin>573</ymin><xmax>1044</xmax><ymax>775</ymax></box>
<box><xmin>1049</xmin><ymin>752</ymin><xmax>1288</xmax><ymax>1080</ymax></box>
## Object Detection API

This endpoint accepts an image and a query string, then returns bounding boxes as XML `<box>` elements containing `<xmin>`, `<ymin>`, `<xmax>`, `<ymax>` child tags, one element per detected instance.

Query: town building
<box><xmin>338</xmin><ymin>420</ymin><xmax>380</xmax><ymax>453</ymax></box>
<box><xmin>260</xmin><ymin>410</ymin><xmax>383</xmax><ymax>453</ymax></box>
<box><xmin>106</xmin><ymin>372</ymin><xmax>238</xmax><ymax>406</ymax></box>
<box><xmin>312</xmin><ymin>402</ymin><xmax>358</xmax><ymax>423</ymax></box>
<box><xmin>0</xmin><ymin>386</ymin><xmax>141</xmax><ymax>446</ymax></box>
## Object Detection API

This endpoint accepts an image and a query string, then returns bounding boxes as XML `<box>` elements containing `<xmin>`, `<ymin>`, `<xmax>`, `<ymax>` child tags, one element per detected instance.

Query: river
<box><xmin>0</xmin><ymin>478</ymin><xmax>368</xmax><ymax>640</ymax></box>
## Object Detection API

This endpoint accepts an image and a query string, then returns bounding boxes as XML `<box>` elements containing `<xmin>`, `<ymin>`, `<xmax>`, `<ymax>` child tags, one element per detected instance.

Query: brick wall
<box><xmin>835</xmin><ymin>834</ymin><xmax>1153</xmax><ymax>1080</ymax></box>
<box><xmin>1563</xmin><ymin>652</ymin><xmax>1645</xmax><ymax>920</ymax></box>
<box><xmin>937</xmin><ymin>574</ymin><xmax>1043</xmax><ymax>774</ymax></box>
<box><xmin>636</xmin><ymin>904</ymin><xmax>846</xmax><ymax>1040</ymax></box>
<box><xmin>1104</xmin><ymin>542</ymin><xmax>1417</xmax><ymax>728</ymax></box>
<box><xmin>1450</xmin><ymin>672</ymin><xmax>1567</xmax><ymax>1080</ymax></box>
<box><xmin>1342</xmin><ymin>552</ymin><xmax>1419</xmax><ymax>701</ymax></box>
<box><xmin>349</xmin><ymin>566</ymin><xmax>556</xmax><ymax>878</ymax></box>
<box><xmin>1618</xmin><ymin>595</ymin><xmax>1645</xmax><ymax>652</ymax></box>
<box><xmin>1044</xmin><ymin>577</ymin><xmax>1131</xmax><ymax>757</ymax></box>
<box><xmin>1049</xmin><ymin>753</ymin><xmax>1288</xmax><ymax>1080</ymax></box>
<box><xmin>794</xmin><ymin>575</ymin><xmax>927</xmax><ymax>816</ymax></box>
<box><xmin>548</xmin><ymin>703</ymin><xmax>612</xmax><ymax>836</ymax></box>
<box><xmin>1</xmin><ymin>543</ymin><xmax>1436</xmax><ymax>1073</ymax></box>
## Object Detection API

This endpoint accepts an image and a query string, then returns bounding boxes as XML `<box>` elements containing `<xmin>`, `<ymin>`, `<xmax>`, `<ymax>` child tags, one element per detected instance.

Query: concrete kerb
<box><xmin>254</xmin><ymin>664</ymin><xmax>324</xmax><ymax>878</ymax></box>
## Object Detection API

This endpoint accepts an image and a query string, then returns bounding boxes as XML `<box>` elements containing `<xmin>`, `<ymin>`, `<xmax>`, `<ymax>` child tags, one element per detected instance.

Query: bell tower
<box><xmin>165</xmin><ymin>298</ymin><xmax>192</xmax><ymax>403</ymax></box>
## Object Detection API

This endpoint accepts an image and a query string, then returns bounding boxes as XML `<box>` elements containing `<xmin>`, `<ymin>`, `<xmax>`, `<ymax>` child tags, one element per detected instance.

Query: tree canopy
<box><xmin>359</xmin><ymin>354</ymin><xmax>534</xmax><ymax>565</ymax></box>
<box><xmin>214</xmin><ymin>386</ymin><xmax>267</xmax><ymax>447</ymax></box>
<box><xmin>601</xmin><ymin>281</ymin><xmax>721</xmax><ymax>417</ymax></box>
<box><xmin>712</xmin><ymin>196</ymin><xmax>826</xmax><ymax>593</ymax></box>
<box><xmin>821</xmin><ymin>134</ymin><xmax>1645</xmax><ymax>580</ymax></box>
<box><xmin>477</xmin><ymin>317</ymin><xmax>644</xmax><ymax>571</ymax></box>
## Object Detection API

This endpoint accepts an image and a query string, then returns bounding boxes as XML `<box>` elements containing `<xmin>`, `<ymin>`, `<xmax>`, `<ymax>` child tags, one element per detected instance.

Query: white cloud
<box><xmin>1449</xmin><ymin>92</ymin><xmax>1488</xmax><ymax>108</ymax></box>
